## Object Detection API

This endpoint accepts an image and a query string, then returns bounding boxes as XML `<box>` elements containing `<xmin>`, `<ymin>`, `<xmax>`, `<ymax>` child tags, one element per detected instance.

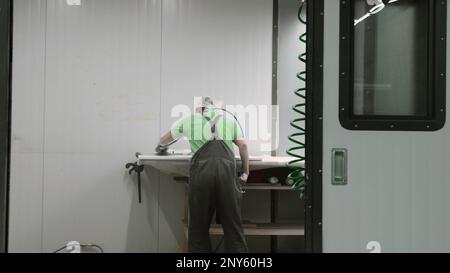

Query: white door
<box><xmin>322</xmin><ymin>0</ymin><xmax>450</xmax><ymax>253</ymax></box>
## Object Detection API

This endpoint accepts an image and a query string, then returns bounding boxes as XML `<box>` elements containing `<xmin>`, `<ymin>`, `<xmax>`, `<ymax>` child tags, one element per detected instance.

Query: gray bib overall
<box><xmin>188</xmin><ymin>115</ymin><xmax>249</xmax><ymax>253</ymax></box>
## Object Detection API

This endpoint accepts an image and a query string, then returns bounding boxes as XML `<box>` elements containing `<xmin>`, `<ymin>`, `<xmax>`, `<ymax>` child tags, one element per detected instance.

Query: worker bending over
<box><xmin>156</xmin><ymin>97</ymin><xmax>250</xmax><ymax>253</ymax></box>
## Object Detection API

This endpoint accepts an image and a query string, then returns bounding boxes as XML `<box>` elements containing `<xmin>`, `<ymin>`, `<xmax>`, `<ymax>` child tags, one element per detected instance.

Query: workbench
<box><xmin>127</xmin><ymin>152</ymin><xmax>305</xmax><ymax>252</ymax></box>
<box><xmin>137</xmin><ymin>154</ymin><xmax>303</xmax><ymax>177</ymax></box>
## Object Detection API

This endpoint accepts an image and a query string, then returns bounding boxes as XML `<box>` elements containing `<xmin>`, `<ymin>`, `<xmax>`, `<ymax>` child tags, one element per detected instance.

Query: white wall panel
<box><xmin>44</xmin><ymin>0</ymin><xmax>161</xmax><ymax>155</ymax></box>
<box><xmin>160</xmin><ymin>0</ymin><xmax>273</xmax><ymax>155</ymax></box>
<box><xmin>41</xmin><ymin>0</ymin><xmax>162</xmax><ymax>252</ymax></box>
<box><xmin>9</xmin><ymin>154</ymin><xmax>44</xmax><ymax>252</ymax></box>
<box><xmin>10</xmin><ymin>0</ymin><xmax>163</xmax><ymax>252</ymax></box>
<box><xmin>9</xmin><ymin>0</ymin><xmax>47</xmax><ymax>252</ymax></box>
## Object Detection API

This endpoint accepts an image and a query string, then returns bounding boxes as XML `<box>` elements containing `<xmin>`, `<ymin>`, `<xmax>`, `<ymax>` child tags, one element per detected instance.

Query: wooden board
<box><xmin>138</xmin><ymin>154</ymin><xmax>304</xmax><ymax>177</ymax></box>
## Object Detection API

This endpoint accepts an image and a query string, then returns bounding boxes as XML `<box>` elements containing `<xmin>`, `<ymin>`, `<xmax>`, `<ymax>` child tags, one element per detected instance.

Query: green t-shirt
<box><xmin>171</xmin><ymin>110</ymin><xmax>243</xmax><ymax>153</ymax></box>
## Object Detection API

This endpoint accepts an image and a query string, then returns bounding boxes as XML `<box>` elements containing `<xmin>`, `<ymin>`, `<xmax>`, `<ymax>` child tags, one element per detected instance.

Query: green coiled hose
<box><xmin>287</xmin><ymin>1</ymin><xmax>307</xmax><ymax>199</ymax></box>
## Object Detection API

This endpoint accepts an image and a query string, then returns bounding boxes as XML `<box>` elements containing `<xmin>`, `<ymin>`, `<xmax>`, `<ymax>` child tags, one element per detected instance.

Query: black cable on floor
<box><xmin>54</xmin><ymin>244</ymin><xmax>104</xmax><ymax>253</ymax></box>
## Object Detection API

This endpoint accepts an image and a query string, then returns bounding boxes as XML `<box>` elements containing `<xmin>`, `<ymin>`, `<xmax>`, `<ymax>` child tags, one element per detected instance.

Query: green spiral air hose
<box><xmin>287</xmin><ymin>1</ymin><xmax>307</xmax><ymax>199</ymax></box>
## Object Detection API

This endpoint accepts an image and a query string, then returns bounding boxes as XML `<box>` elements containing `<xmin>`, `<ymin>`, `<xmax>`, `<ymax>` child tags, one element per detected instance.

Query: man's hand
<box><xmin>155</xmin><ymin>132</ymin><xmax>175</xmax><ymax>155</ymax></box>
<box><xmin>239</xmin><ymin>173</ymin><xmax>248</xmax><ymax>186</ymax></box>
<box><xmin>239</xmin><ymin>173</ymin><xmax>249</xmax><ymax>184</ymax></box>
<box><xmin>155</xmin><ymin>144</ymin><xmax>168</xmax><ymax>155</ymax></box>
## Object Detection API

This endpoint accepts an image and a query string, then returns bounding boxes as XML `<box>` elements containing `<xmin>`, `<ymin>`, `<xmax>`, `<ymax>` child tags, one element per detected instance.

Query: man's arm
<box><xmin>234</xmin><ymin>139</ymin><xmax>250</xmax><ymax>182</ymax></box>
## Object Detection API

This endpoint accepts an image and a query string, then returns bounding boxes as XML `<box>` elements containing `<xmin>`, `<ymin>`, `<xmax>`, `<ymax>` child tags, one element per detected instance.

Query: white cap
<box><xmin>201</xmin><ymin>96</ymin><xmax>214</xmax><ymax>107</ymax></box>
<box><xmin>195</xmin><ymin>96</ymin><xmax>215</xmax><ymax>109</ymax></box>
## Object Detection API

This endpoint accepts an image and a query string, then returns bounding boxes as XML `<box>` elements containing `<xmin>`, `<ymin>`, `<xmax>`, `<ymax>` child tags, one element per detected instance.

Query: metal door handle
<box><xmin>332</xmin><ymin>148</ymin><xmax>347</xmax><ymax>185</ymax></box>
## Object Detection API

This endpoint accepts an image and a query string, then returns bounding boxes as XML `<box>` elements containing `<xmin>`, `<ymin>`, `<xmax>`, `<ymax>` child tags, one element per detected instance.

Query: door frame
<box><xmin>0</xmin><ymin>0</ymin><xmax>13</xmax><ymax>253</ymax></box>
<box><xmin>305</xmin><ymin>0</ymin><xmax>324</xmax><ymax>253</ymax></box>
<box><xmin>0</xmin><ymin>0</ymin><xmax>323</xmax><ymax>254</ymax></box>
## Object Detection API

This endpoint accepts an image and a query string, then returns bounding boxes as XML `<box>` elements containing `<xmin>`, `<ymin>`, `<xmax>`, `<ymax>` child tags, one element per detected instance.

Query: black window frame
<box><xmin>0</xmin><ymin>0</ymin><xmax>12</xmax><ymax>253</ymax></box>
<box><xmin>339</xmin><ymin>0</ymin><xmax>447</xmax><ymax>131</ymax></box>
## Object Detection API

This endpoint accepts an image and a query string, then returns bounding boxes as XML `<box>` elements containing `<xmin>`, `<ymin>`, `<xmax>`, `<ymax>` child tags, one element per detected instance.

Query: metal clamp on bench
<box><xmin>125</xmin><ymin>152</ymin><xmax>144</xmax><ymax>204</ymax></box>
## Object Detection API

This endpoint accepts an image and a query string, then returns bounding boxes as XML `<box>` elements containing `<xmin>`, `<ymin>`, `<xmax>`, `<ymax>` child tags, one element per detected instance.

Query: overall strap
<box><xmin>203</xmin><ymin>114</ymin><xmax>223</xmax><ymax>140</ymax></box>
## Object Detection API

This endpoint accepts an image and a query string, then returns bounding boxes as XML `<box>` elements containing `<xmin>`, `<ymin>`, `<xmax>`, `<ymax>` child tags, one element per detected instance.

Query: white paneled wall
<box><xmin>42</xmin><ymin>0</ymin><xmax>162</xmax><ymax>252</ymax></box>
<box><xmin>161</xmin><ymin>0</ymin><xmax>273</xmax><ymax>155</ymax></box>
<box><xmin>10</xmin><ymin>0</ymin><xmax>47</xmax><ymax>252</ymax></box>
<box><xmin>10</xmin><ymin>0</ymin><xmax>273</xmax><ymax>252</ymax></box>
